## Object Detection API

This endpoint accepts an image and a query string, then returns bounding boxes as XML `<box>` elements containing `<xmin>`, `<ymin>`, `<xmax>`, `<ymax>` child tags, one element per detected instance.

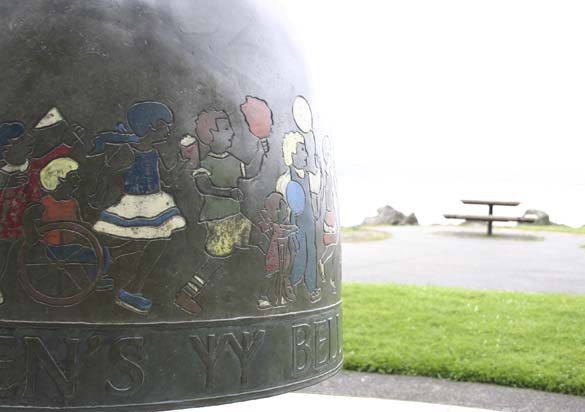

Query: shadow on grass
<box><xmin>434</xmin><ymin>230</ymin><xmax>544</xmax><ymax>242</ymax></box>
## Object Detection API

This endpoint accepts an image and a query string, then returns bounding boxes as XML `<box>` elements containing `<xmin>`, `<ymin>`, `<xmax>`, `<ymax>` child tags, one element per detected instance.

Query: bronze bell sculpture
<box><xmin>0</xmin><ymin>0</ymin><xmax>342</xmax><ymax>410</ymax></box>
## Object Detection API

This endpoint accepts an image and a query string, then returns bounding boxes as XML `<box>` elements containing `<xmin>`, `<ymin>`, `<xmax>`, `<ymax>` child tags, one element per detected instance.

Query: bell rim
<box><xmin>0</xmin><ymin>360</ymin><xmax>344</xmax><ymax>411</ymax></box>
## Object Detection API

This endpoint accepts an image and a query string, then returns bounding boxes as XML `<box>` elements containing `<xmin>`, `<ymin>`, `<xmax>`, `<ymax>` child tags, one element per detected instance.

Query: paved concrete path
<box><xmin>301</xmin><ymin>371</ymin><xmax>585</xmax><ymax>412</ymax></box>
<box><xmin>198</xmin><ymin>392</ymin><xmax>497</xmax><ymax>412</ymax></box>
<box><xmin>343</xmin><ymin>226</ymin><xmax>585</xmax><ymax>294</ymax></box>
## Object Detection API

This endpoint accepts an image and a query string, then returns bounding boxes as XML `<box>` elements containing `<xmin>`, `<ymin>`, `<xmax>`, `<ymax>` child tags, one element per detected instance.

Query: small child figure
<box><xmin>0</xmin><ymin>115</ymin><xmax>85</xmax><ymax>304</ymax></box>
<box><xmin>39</xmin><ymin>158</ymin><xmax>113</xmax><ymax>291</ymax></box>
<box><xmin>318</xmin><ymin>135</ymin><xmax>340</xmax><ymax>293</ymax></box>
<box><xmin>175</xmin><ymin>110</ymin><xmax>268</xmax><ymax>314</ymax></box>
<box><xmin>90</xmin><ymin>101</ymin><xmax>187</xmax><ymax>315</ymax></box>
<box><xmin>0</xmin><ymin>122</ymin><xmax>30</xmax><ymax>304</ymax></box>
<box><xmin>257</xmin><ymin>192</ymin><xmax>297</xmax><ymax>309</ymax></box>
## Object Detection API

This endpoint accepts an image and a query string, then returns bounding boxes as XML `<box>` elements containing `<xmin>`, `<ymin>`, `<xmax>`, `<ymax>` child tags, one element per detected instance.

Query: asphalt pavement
<box><xmin>343</xmin><ymin>225</ymin><xmax>585</xmax><ymax>294</ymax></box>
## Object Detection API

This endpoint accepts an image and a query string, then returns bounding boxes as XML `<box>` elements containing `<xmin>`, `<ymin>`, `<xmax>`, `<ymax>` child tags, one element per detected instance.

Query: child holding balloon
<box><xmin>276</xmin><ymin>96</ymin><xmax>323</xmax><ymax>303</ymax></box>
<box><xmin>276</xmin><ymin>131</ymin><xmax>321</xmax><ymax>302</ymax></box>
<box><xmin>175</xmin><ymin>107</ymin><xmax>270</xmax><ymax>315</ymax></box>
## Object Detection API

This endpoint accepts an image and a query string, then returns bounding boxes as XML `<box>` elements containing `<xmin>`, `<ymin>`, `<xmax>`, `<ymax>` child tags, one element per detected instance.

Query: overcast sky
<box><xmin>276</xmin><ymin>1</ymin><xmax>585</xmax><ymax>226</ymax></box>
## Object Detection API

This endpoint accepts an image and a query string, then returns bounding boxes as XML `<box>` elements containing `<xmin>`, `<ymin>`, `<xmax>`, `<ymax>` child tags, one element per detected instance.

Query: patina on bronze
<box><xmin>0</xmin><ymin>1</ymin><xmax>342</xmax><ymax>410</ymax></box>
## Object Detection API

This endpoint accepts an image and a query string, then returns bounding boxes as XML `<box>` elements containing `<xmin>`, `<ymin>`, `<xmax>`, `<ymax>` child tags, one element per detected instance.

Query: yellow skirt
<box><xmin>205</xmin><ymin>213</ymin><xmax>252</xmax><ymax>257</ymax></box>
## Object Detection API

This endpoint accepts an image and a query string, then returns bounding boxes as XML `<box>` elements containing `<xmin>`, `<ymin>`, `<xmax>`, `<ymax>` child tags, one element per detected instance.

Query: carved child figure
<box><xmin>90</xmin><ymin>101</ymin><xmax>187</xmax><ymax>315</ymax></box>
<box><xmin>175</xmin><ymin>110</ymin><xmax>268</xmax><ymax>315</ymax></box>
<box><xmin>276</xmin><ymin>132</ymin><xmax>322</xmax><ymax>303</ymax></box>
<box><xmin>36</xmin><ymin>158</ymin><xmax>114</xmax><ymax>291</ymax></box>
<box><xmin>0</xmin><ymin>116</ymin><xmax>85</xmax><ymax>304</ymax></box>
<box><xmin>257</xmin><ymin>192</ymin><xmax>298</xmax><ymax>309</ymax></box>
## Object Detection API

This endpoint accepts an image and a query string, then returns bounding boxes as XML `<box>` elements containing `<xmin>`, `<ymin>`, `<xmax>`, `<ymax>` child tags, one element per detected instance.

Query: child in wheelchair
<box><xmin>35</xmin><ymin>157</ymin><xmax>113</xmax><ymax>291</ymax></box>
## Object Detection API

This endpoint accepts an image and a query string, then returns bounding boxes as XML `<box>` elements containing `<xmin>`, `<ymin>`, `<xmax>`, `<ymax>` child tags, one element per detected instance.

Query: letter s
<box><xmin>107</xmin><ymin>337</ymin><xmax>145</xmax><ymax>396</ymax></box>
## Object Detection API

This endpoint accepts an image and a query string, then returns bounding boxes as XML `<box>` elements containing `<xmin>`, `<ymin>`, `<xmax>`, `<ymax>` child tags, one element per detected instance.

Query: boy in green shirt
<box><xmin>175</xmin><ymin>110</ymin><xmax>267</xmax><ymax>314</ymax></box>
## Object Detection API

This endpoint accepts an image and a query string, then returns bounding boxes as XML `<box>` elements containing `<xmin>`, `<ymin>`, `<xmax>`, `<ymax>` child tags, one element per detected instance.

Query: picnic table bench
<box><xmin>444</xmin><ymin>199</ymin><xmax>536</xmax><ymax>236</ymax></box>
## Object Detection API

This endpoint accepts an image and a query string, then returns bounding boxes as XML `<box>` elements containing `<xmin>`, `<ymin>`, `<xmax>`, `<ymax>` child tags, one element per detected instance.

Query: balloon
<box><xmin>292</xmin><ymin>96</ymin><xmax>313</xmax><ymax>133</ymax></box>
<box><xmin>240</xmin><ymin>96</ymin><xmax>273</xmax><ymax>139</ymax></box>
<box><xmin>286</xmin><ymin>181</ymin><xmax>306</xmax><ymax>216</ymax></box>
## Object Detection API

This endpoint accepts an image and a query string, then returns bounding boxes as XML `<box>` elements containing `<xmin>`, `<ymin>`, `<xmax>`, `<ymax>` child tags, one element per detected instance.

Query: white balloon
<box><xmin>292</xmin><ymin>96</ymin><xmax>313</xmax><ymax>133</ymax></box>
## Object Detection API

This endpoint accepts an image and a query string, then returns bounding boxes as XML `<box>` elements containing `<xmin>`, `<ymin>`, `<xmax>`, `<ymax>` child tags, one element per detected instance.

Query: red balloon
<box><xmin>240</xmin><ymin>96</ymin><xmax>273</xmax><ymax>139</ymax></box>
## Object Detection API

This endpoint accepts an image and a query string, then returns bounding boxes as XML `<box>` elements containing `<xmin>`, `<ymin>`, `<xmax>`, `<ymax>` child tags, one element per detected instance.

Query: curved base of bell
<box><xmin>0</xmin><ymin>303</ymin><xmax>342</xmax><ymax>411</ymax></box>
<box><xmin>129</xmin><ymin>362</ymin><xmax>344</xmax><ymax>412</ymax></box>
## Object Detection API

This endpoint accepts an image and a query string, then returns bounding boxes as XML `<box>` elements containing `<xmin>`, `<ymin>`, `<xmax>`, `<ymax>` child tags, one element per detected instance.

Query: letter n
<box><xmin>24</xmin><ymin>337</ymin><xmax>79</xmax><ymax>399</ymax></box>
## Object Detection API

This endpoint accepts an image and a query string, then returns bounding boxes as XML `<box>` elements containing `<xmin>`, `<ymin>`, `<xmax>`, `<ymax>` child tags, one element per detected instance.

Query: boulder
<box><xmin>362</xmin><ymin>205</ymin><xmax>419</xmax><ymax>226</ymax></box>
<box><xmin>522</xmin><ymin>209</ymin><xmax>551</xmax><ymax>225</ymax></box>
<box><xmin>403</xmin><ymin>213</ymin><xmax>419</xmax><ymax>225</ymax></box>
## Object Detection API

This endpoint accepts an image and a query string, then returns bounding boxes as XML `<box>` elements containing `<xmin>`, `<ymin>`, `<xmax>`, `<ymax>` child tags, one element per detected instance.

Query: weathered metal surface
<box><xmin>0</xmin><ymin>1</ymin><xmax>342</xmax><ymax>410</ymax></box>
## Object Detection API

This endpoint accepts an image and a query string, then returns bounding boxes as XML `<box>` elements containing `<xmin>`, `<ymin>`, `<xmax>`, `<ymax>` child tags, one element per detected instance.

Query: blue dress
<box><xmin>93</xmin><ymin>149</ymin><xmax>186</xmax><ymax>240</ymax></box>
<box><xmin>124</xmin><ymin>150</ymin><xmax>161</xmax><ymax>195</ymax></box>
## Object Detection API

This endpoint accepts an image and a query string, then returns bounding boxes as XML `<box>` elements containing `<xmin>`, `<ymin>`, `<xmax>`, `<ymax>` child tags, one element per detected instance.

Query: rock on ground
<box><xmin>362</xmin><ymin>205</ymin><xmax>418</xmax><ymax>226</ymax></box>
<box><xmin>522</xmin><ymin>209</ymin><xmax>551</xmax><ymax>225</ymax></box>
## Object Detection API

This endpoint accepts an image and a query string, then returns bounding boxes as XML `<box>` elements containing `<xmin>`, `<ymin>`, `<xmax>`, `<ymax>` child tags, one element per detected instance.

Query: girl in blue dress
<box><xmin>90</xmin><ymin>101</ymin><xmax>186</xmax><ymax>315</ymax></box>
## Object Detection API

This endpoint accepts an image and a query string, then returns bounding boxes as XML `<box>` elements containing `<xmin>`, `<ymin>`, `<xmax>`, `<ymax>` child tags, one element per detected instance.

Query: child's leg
<box><xmin>115</xmin><ymin>239</ymin><xmax>167</xmax><ymax>315</ymax></box>
<box><xmin>175</xmin><ymin>255</ymin><xmax>224</xmax><ymax>315</ymax></box>
<box><xmin>290</xmin><ymin>230</ymin><xmax>307</xmax><ymax>287</ymax></box>
<box><xmin>249</xmin><ymin>223</ymin><xmax>269</xmax><ymax>254</ymax></box>
<box><xmin>304</xmin><ymin>241</ymin><xmax>318</xmax><ymax>294</ymax></box>
<box><xmin>132</xmin><ymin>239</ymin><xmax>168</xmax><ymax>292</ymax></box>
<box><xmin>0</xmin><ymin>239</ymin><xmax>14</xmax><ymax>283</ymax></box>
<box><xmin>319</xmin><ymin>244</ymin><xmax>336</xmax><ymax>281</ymax></box>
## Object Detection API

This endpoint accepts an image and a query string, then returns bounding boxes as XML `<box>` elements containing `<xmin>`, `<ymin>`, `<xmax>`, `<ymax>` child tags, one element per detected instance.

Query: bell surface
<box><xmin>0</xmin><ymin>0</ymin><xmax>342</xmax><ymax>410</ymax></box>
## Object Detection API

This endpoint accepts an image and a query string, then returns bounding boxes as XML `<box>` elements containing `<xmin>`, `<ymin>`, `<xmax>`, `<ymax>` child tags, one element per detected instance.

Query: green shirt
<box><xmin>194</xmin><ymin>152</ymin><xmax>243</xmax><ymax>221</ymax></box>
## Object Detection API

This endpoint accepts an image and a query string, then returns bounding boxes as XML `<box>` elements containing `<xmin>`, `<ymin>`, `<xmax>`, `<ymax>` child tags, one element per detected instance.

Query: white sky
<box><xmin>276</xmin><ymin>1</ymin><xmax>585</xmax><ymax>226</ymax></box>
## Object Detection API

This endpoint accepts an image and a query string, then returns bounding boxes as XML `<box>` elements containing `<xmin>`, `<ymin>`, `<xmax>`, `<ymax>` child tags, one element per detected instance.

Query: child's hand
<box><xmin>257</xmin><ymin>139</ymin><xmax>270</xmax><ymax>155</ymax></box>
<box><xmin>63</xmin><ymin>124</ymin><xmax>86</xmax><ymax>146</ymax></box>
<box><xmin>7</xmin><ymin>171</ymin><xmax>28</xmax><ymax>188</ymax></box>
<box><xmin>230</xmin><ymin>188</ymin><xmax>244</xmax><ymax>202</ymax></box>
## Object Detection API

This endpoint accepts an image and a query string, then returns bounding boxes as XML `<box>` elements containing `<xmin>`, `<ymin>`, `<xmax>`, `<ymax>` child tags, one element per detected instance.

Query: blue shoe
<box><xmin>115</xmin><ymin>289</ymin><xmax>152</xmax><ymax>315</ymax></box>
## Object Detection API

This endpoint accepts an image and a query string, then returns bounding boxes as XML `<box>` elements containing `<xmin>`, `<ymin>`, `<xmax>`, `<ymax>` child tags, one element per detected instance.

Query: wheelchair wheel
<box><xmin>18</xmin><ymin>222</ymin><xmax>104</xmax><ymax>307</ymax></box>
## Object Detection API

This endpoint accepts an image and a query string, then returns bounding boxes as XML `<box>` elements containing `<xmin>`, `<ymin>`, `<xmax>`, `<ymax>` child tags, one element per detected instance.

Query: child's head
<box><xmin>195</xmin><ymin>110</ymin><xmax>234</xmax><ymax>153</ymax></box>
<box><xmin>40</xmin><ymin>157</ymin><xmax>80</xmax><ymax>196</ymax></box>
<box><xmin>263</xmin><ymin>192</ymin><xmax>289</xmax><ymax>224</ymax></box>
<box><xmin>127</xmin><ymin>101</ymin><xmax>174</xmax><ymax>145</ymax></box>
<box><xmin>0</xmin><ymin>122</ymin><xmax>29</xmax><ymax>166</ymax></box>
<box><xmin>90</xmin><ymin>102</ymin><xmax>173</xmax><ymax>156</ymax></box>
<box><xmin>282</xmin><ymin>132</ymin><xmax>307</xmax><ymax>169</ymax></box>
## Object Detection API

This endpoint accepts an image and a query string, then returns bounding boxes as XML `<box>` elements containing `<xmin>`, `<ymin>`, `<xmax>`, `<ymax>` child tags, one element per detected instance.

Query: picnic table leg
<box><xmin>487</xmin><ymin>204</ymin><xmax>494</xmax><ymax>236</ymax></box>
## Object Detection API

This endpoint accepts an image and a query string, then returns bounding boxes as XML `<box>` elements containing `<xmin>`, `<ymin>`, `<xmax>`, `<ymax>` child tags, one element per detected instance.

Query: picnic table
<box><xmin>444</xmin><ymin>199</ymin><xmax>536</xmax><ymax>236</ymax></box>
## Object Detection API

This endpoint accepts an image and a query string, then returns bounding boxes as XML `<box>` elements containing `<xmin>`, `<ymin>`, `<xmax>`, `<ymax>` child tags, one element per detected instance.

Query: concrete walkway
<box><xmin>198</xmin><ymin>392</ymin><xmax>497</xmax><ymax>412</ymax></box>
<box><xmin>343</xmin><ymin>226</ymin><xmax>585</xmax><ymax>294</ymax></box>
<box><xmin>301</xmin><ymin>371</ymin><xmax>585</xmax><ymax>412</ymax></box>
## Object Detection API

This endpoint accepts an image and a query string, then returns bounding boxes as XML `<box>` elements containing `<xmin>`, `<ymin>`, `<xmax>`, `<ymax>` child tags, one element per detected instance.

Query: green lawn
<box><xmin>343</xmin><ymin>283</ymin><xmax>585</xmax><ymax>395</ymax></box>
<box><xmin>507</xmin><ymin>225</ymin><xmax>585</xmax><ymax>235</ymax></box>
<box><xmin>342</xmin><ymin>225</ymin><xmax>391</xmax><ymax>243</ymax></box>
